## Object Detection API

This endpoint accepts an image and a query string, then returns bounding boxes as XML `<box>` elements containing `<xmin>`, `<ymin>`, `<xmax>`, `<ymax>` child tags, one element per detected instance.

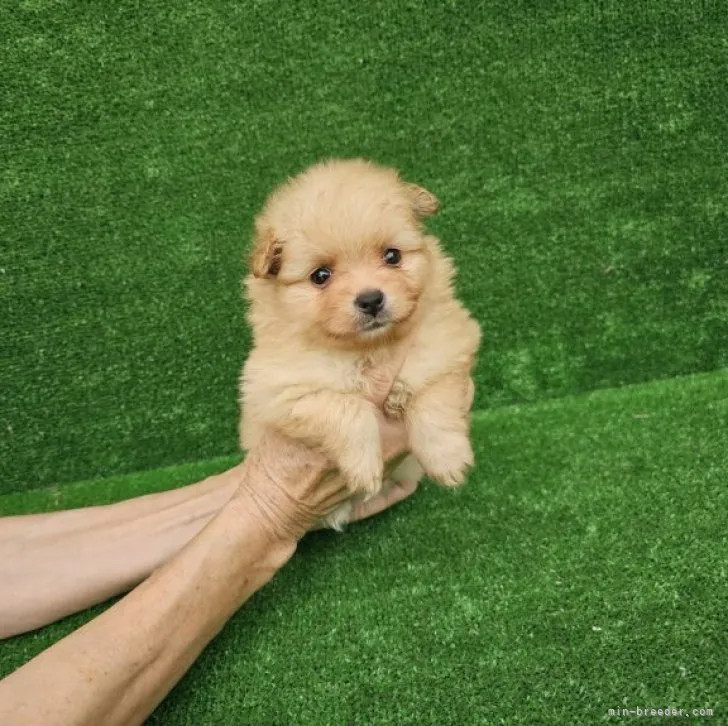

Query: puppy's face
<box><xmin>248</xmin><ymin>160</ymin><xmax>439</xmax><ymax>348</ymax></box>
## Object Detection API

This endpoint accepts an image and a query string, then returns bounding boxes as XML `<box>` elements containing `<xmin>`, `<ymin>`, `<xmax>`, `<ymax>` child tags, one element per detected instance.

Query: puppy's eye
<box><xmin>383</xmin><ymin>248</ymin><xmax>401</xmax><ymax>266</ymax></box>
<box><xmin>310</xmin><ymin>267</ymin><xmax>332</xmax><ymax>286</ymax></box>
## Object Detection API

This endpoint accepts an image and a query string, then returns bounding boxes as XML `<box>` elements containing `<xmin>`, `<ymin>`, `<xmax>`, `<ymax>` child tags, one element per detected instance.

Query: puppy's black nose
<box><xmin>355</xmin><ymin>289</ymin><xmax>385</xmax><ymax>316</ymax></box>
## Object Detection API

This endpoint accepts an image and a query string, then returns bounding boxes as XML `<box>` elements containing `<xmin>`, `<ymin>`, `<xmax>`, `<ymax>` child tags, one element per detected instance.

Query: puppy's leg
<box><xmin>407</xmin><ymin>374</ymin><xmax>474</xmax><ymax>487</ymax></box>
<box><xmin>277</xmin><ymin>391</ymin><xmax>383</xmax><ymax>498</ymax></box>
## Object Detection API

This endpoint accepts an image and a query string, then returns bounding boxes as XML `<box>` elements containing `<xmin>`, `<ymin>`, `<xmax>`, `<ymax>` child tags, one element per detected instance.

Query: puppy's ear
<box><xmin>250</xmin><ymin>224</ymin><xmax>283</xmax><ymax>278</ymax></box>
<box><xmin>404</xmin><ymin>183</ymin><xmax>439</xmax><ymax>218</ymax></box>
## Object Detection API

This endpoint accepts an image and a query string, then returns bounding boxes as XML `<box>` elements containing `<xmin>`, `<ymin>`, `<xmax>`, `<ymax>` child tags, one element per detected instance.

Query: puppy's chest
<box><xmin>351</xmin><ymin>330</ymin><xmax>456</xmax><ymax>399</ymax></box>
<box><xmin>350</xmin><ymin>350</ymin><xmax>394</xmax><ymax>397</ymax></box>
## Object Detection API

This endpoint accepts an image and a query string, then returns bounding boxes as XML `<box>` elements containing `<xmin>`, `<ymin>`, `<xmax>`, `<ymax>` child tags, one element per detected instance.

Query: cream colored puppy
<box><xmin>239</xmin><ymin>159</ymin><xmax>481</xmax><ymax>529</ymax></box>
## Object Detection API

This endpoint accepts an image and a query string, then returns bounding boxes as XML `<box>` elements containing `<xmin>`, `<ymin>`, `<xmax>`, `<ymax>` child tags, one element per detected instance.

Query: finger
<box><xmin>349</xmin><ymin>479</ymin><xmax>419</xmax><ymax>523</ymax></box>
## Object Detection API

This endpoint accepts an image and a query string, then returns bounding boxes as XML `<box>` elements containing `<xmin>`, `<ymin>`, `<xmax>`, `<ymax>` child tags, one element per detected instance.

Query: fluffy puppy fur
<box><xmin>239</xmin><ymin>159</ymin><xmax>481</xmax><ymax>529</ymax></box>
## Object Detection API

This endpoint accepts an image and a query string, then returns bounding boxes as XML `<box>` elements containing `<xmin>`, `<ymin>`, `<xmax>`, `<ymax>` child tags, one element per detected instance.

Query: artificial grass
<box><xmin>3</xmin><ymin>0</ymin><xmax>728</xmax><ymax>494</ymax></box>
<box><xmin>2</xmin><ymin>369</ymin><xmax>726</xmax><ymax>724</ymax></box>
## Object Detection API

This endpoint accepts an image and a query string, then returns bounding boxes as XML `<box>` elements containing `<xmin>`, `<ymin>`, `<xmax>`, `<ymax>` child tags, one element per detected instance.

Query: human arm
<box><xmin>0</xmin><ymin>413</ymin><xmax>413</xmax><ymax>726</ymax></box>
<box><xmin>0</xmin><ymin>434</ymin><xmax>319</xmax><ymax>726</ymax></box>
<box><xmin>0</xmin><ymin>469</ymin><xmax>238</xmax><ymax>639</ymax></box>
<box><xmin>0</xmin><ymin>426</ymin><xmax>411</xmax><ymax>641</ymax></box>
<box><xmin>0</xmin><ymin>352</ymin><xmax>414</xmax><ymax>640</ymax></box>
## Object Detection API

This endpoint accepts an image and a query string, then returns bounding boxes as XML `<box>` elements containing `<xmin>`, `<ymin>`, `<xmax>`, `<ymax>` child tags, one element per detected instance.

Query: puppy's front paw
<box><xmin>384</xmin><ymin>379</ymin><xmax>412</xmax><ymax>420</ymax></box>
<box><xmin>338</xmin><ymin>447</ymin><xmax>383</xmax><ymax>499</ymax></box>
<box><xmin>417</xmin><ymin>432</ymin><xmax>474</xmax><ymax>488</ymax></box>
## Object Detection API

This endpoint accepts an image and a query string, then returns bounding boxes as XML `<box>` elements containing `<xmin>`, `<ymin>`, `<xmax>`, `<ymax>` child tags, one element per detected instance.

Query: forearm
<box><xmin>0</xmin><ymin>467</ymin><xmax>239</xmax><ymax>638</ymax></box>
<box><xmin>0</xmin><ymin>489</ymin><xmax>296</xmax><ymax>726</ymax></box>
<box><xmin>0</xmin><ymin>408</ymin><xmax>409</xmax><ymax>641</ymax></box>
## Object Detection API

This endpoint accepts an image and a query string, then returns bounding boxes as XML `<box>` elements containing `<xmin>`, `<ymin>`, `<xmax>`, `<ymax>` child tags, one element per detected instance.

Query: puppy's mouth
<box><xmin>358</xmin><ymin>313</ymin><xmax>393</xmax><ymax>335</ymax></box>
<box><xmin>362</xmin><ymin>318</ymin><xmax>388</xmax><ymax>331</ymax></box>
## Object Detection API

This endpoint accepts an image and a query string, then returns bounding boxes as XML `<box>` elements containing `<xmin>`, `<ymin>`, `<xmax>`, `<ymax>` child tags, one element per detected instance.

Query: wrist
<box><xmin>221</xmin><ymin>494</ymin><xmax>299</xmax><ymax>574</ymax></box>
<box><xmin>233</xmin><ymin>433</ymin><xmax>330</xmax><ymax>543</ymax></box>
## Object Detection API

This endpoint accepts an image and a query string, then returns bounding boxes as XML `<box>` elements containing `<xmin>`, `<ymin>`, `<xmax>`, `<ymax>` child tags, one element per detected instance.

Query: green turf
<box><xmin>1</xmin><ymin>370</ymin><xmax>726</xmax><ymax>724</ymax></box>
<box><xmin>3</xmin><ymin>0</ymin><xmax>728</xmax><ymax>494</ymax></box>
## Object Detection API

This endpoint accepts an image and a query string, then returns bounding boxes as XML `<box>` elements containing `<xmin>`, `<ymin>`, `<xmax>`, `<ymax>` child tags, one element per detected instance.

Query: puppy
<box><xmin>239</xmin><ymin>159</ymin><xmax>481</xmax><ymax>529</ymax></box>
